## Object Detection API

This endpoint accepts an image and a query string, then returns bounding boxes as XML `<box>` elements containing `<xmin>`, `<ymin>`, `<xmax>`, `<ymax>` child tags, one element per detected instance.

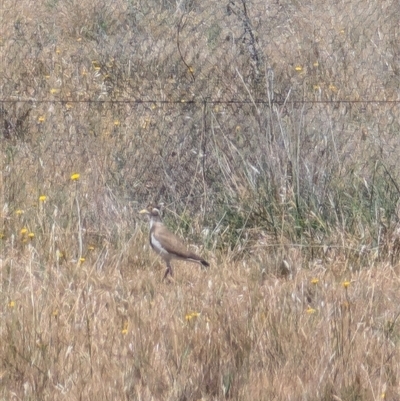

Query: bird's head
<box><xmin>139</xmin><ymin>204</ymin><xmax>162</xmax><ymax>219</ymax></box>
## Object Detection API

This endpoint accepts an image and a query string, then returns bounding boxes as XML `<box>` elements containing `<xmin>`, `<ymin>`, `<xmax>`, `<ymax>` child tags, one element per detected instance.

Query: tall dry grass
<box><xmin>2</xmin><ymin>231</ymin><xmax>400</xmax><ymax>399</ymax></box>
<box><xmin>2</xmin><ymin>0</ymin><xmax>400</xmax><ymax>399</ymax></box>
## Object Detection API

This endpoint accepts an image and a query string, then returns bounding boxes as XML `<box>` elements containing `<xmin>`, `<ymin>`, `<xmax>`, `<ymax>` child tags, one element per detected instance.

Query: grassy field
<box><xmin>2</xmin><ymin>0</ymin><xmax>400</xmax><ymax>399</ymax></box>
<box><xmin>2</xmin><ymin>233</ymin><xmax>400</xmax><ymax>400</ymax></box>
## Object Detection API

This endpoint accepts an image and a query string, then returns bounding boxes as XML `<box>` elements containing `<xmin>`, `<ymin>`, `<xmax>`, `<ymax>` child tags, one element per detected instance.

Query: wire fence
<box><xmin>2</xmin><ymin>0</ymin><xmax>400</xmax><ymax>248</ymax></box>
<box><xmin>2</xmin><ymin>0</ymin><xmax>399</xmax><ymax>103</ymax></box>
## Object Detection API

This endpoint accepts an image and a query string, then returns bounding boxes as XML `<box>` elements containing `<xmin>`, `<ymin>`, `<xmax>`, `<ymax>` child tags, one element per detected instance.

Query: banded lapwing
<box><xmin>140</xmin><ymin>205</ymin><xmax>209</xmax><ymax>280</ymax></box>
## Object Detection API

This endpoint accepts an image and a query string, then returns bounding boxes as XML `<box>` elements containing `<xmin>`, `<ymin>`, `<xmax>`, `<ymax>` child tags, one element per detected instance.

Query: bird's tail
<box><xmin>200</xmin><ymin>260</ymin><xmax>210</xmax><ymax>268</ymax></box>
<box><xmin>187</xmin><ymin>252</ymin><xmax>210</xmax><ymax>268</ymax></box>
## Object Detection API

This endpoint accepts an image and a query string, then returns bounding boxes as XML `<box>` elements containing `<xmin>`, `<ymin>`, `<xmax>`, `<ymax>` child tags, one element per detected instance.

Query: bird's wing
<box><xmin>154</xmin><ymin>224</ymin><xmax>204</xmax><ymax>262</ymax></box>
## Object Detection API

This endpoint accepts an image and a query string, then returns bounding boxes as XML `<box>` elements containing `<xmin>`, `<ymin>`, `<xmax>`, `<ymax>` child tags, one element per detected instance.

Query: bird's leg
<box><xmin>163</xmin><ymin>261</ymin><xmax>173</xmax><ymax>281</ymax></box>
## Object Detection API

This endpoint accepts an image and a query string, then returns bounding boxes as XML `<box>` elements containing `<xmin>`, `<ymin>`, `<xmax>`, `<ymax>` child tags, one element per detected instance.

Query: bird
<box><xmin>139</xmin><ymin>205</ymin><xmax>209</xmax><ymax>280</ymax></box>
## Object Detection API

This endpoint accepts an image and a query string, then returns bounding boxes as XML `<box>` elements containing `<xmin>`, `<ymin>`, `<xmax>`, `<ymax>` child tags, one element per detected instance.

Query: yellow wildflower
<box><xmin>15</xmin><ymin>209</ymin><xmax>24</xmax><ymax>215</ymax></box>
<box><xmin>56</xmin><ymin>250</ymin><xmax>65</xmax><ymax>261</ymax></box>
<box><xmin>306</xmin><ymin>306</ymin><xmax>317</xmax><ymax>314</ymax></box>
<box><xmin>122</xmin><ymin>321</ymin><xmax>128</xmax><ymax>335</ymax></box>
<box><xmin>39</xmin><ymin>195</ymin><xmax>47</xmax><ymax>202</ymax></box>
<box><xmin>28</xmin><ymin>232</ymin><xmax>35</xmax><ymax>239</ymax></box>
<box><xmin>20</xmin><ymin>228</ymin><xmax>28</xmax><ymax>235</ymax></box>
<box><xmin>311</xmin><ymin>278</ymin><xmax>319</xmax><ymax>285</ymax></box>
<box><xmin>9</xmin><ymin>300</ymin><xmax>15</xmax><ymax>308</ymax></box>
<box><xmin>185</xmin><ymin>312</ymin><xmax>200</xmax><ymax>321</ymax></box>
<box><xmin>342</xmin><ymin>280</ymin><xmax>351</xmax><ymax>288</ymax></box>
<box><xmin>70</xmin><ymin>173</ymin><xmax>80</xmax><ymax>181</ymax></box>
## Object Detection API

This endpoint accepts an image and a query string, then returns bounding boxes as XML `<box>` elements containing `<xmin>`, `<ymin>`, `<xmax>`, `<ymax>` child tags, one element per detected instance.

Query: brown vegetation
<box><xmin>1</xmin><ymin>0</ymin><xmax>400</xmax><ymax>399</ymax></box>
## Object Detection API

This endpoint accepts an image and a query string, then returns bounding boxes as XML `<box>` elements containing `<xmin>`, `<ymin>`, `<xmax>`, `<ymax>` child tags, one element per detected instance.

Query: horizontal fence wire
<box><xmin>2</xmin><ymin>99</ymin><xmax>400</xmax><ymax>104</ymax></box>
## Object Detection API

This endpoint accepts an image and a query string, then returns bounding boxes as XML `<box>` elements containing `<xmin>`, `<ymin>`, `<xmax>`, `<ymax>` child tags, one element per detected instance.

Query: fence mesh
<box><xmin>2</xmin><ymin>0</ymin><xmax>400</xmax><ymax>250</ymax></box>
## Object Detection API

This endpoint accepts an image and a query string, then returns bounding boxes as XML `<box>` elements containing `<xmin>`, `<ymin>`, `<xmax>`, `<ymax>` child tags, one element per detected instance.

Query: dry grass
<box><xmin>2</xmin><ymin>233</ymin><xmax>400</xmax><ymax>399</ymax></box>
<box><xmin>2</xmin><ymin>0</ymin><xmax>400</xmax><ymax>399</ymax></box>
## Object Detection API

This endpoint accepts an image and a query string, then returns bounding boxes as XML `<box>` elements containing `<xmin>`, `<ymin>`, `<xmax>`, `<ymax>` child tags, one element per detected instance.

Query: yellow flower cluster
<box><xmin>306</xmin><ymin>306</ymin><xmax>317</xmax><ymax>314</ymax></box>
<box><xmin>185</xmin><ymin>312</ymin><xmax>200</xmax><ymax>321</ymax></box>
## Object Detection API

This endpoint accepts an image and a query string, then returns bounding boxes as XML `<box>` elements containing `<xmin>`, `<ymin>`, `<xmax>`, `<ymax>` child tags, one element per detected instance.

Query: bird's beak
<box><xmin>139</xmin><ymin>209</ymin><xmax>149</xmax><ymax>214</ymax></box>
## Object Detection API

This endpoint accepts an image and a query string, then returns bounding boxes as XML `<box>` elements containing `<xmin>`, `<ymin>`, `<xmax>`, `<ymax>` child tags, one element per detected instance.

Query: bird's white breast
<box><xmin>150</xmin><ymin>233</ymin><xmax>168</xmax><ymax>255</ymax></box>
